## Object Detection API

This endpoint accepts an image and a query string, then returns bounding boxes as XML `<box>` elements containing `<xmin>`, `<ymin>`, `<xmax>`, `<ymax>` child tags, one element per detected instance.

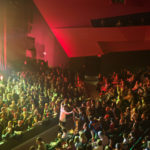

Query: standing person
<box><xmin>59</xmin><ymin>101</ymin><xmax>73</xmax><ymax>131</ymax></box>
<box><xmin>72</xmin><ymin>107</ymin><xmax>80</xmax><ymax>133</ymax></box>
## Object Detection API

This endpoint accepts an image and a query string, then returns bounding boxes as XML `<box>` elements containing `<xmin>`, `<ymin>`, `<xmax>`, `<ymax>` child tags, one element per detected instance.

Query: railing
<box><xmin>130</xmin><ymin>127</ymin><xmax>150</xmax><ymax>150</ymax></box>
<box><xmin>0</xmin><ymin>117</ymin><xmax>58</xmax><ymax>150</ymax></box>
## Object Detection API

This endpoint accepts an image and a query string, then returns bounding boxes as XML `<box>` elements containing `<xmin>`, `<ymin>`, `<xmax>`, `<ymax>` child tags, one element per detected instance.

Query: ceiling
<box><xmin>33</xmin><ymin>0</ymin><xmax>150</xmax><ymax>57</ymax></box>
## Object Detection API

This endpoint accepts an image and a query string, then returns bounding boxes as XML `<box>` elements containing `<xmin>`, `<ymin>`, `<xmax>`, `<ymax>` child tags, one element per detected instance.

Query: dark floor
<box><xmin>12</xmin><ymin>118</ymin><xmax>74</xmax><ymax>150</ymax></box>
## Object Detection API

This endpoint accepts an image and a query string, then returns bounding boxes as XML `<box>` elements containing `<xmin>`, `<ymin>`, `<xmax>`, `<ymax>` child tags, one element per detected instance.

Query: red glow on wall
<box><xmin>28</xmin><ymin>6</ymin><xmax>68</xmax><ymax>67</ymax></box>
<box><xmin>33</xmin><ymin>0</ymin><xmax>150</xmax><ymax>58</ymax></box>
<box><xmin>34</xmin><ymin>0</ymin><xmax>150</xmax><ymax>28</ymax></box>
<box><xmin>52</xmin><ymin>29</ymin><xmax>71</xmax><ymax>57</ymax></box>
<box><xmin>52</xmin><ymin>26</ymin><xmax>150</xmax><ymax>57</ymax></box>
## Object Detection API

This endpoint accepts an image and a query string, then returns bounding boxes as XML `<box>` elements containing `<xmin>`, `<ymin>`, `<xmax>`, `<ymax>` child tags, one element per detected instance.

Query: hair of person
<box><xmin>36</xmin><ymin>137</ymin><xmax>43</xmax><ymax>142</ymax></box>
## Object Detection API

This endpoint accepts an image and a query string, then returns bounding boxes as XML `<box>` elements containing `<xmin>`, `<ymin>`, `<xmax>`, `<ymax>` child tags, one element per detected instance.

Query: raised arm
<box><xmin>64</xmin><ymin>110</ymin><xmax>73</xmax><ymax>115</ymax></box>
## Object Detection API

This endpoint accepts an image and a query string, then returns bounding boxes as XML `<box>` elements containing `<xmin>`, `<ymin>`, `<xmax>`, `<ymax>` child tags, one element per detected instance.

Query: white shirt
<box><xmin>59</xmin><ymin>103</ymin><xmax>72</xmax><ymax>122</ymax></box>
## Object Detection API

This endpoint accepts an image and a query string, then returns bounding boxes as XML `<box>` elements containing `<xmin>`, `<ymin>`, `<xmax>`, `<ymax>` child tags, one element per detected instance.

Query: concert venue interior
<box><xmin>0</xmin><ymin>0</ymin><xmax>150</xmax><ymax>150</ymax></box>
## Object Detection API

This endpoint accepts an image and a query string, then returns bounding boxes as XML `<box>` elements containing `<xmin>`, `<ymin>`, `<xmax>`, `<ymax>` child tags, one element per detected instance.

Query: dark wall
<box><xmin>69</xmin><ymin>56</ymin><xmax>101</xmax><ymax>76</ymax></box>
<box><xmin>100</xmin><ymin>51</ymin><xmax>150</xmax><ymax>75</ymax></box>
<box><xmin>4</xmin><ymin>0</ymin><xmax>33</xmax><ymax>69</ymax></box>
<box><xmin>68</xmin><ymin>51</ymin><xmax>150</xmax><ymax>76</ymax></box>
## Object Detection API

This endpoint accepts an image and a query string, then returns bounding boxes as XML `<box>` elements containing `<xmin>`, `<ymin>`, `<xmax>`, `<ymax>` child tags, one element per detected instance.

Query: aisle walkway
<box><xmin>85</xmin><ymin>75</ymin><xmax>99</xmax><ymax>97</ymax></box>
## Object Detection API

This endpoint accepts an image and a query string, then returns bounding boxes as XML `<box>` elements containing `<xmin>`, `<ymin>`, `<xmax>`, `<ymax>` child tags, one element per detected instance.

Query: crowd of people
<box><xmin>0</xmin><ymin>68</ymin><xmax>86</xmax><ymax>143</ymax></box>
<box><xmin>32</xmin><ymin>67</ymin><xmax>150</xmax><ymax>150</ymax></box>
<box><xmin>0</xmin><ymin>66</ymin><xmax>150</xmax><ymax>150</ymax></box>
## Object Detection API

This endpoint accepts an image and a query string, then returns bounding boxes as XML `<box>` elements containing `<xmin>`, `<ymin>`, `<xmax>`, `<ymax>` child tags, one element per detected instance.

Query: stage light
<box><xmin>97</xmin><ymin>54</ymin><xmax>101</xmax><ymax>58</ymax></box>
<box><xmin>0</xmin><ymin>75</ymin><xmax>3</xmax><ymax>81</ymax></box>
<box><xmin>43</xmin><ymin>52</ymin><xmax>47</xmax><ymax>56</ymax></box>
